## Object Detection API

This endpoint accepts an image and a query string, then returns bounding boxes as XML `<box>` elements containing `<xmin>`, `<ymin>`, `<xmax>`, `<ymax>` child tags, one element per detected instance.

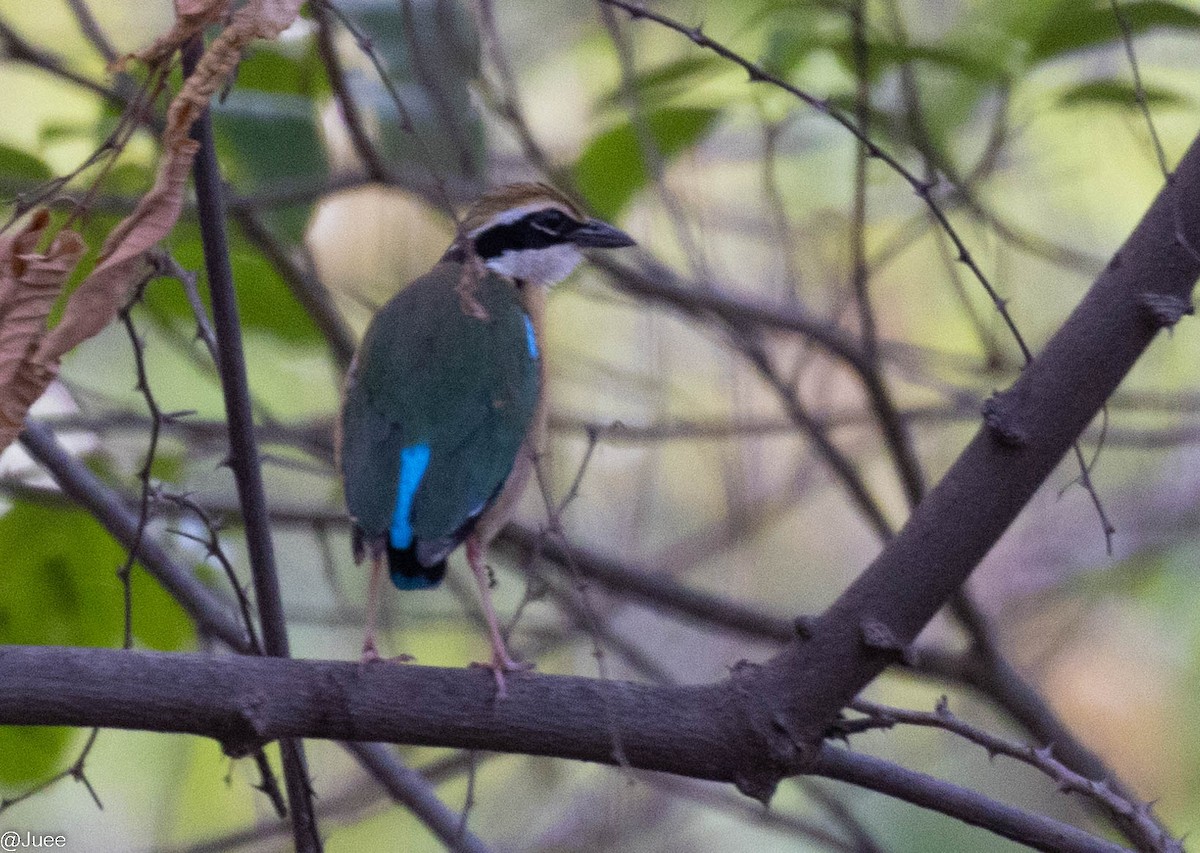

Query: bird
<box><xmin>337</xmin><ymin>182</ymin><xmax>635</xmax><ymax>695</ymax></box>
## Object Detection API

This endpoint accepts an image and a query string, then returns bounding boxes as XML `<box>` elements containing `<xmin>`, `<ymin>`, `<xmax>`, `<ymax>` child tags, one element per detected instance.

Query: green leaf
<box><xmin>575</xmin><ymin>107</ymin><xmax>720</xmax><ymax>219</ymax></box>
<box><xmin>335</xmin><ymin>0</ymin><xmax>484</xmax><ymax>181</ymax></box>
<box><xmin>0</xmin><ymin>502</ymin><xmax>125</xmax><ymax>647</ymax></box>
<box><xmin>0</xmin><ymin>726</ymin><xmax>75</xmax><ymax>787</ymax></box>
<box><xmin>104</xmin><ymin>160</ymin><xmax>156</xmax><ymax>197</ymax></box>
<box><xmin>213</xmin><ymin>90</ymin><xmax>328</xmax><ymax>240</ymax></box>
<box><xmin>0</xmin><ymin>143</ymin><xmax>52</xmax><ymax>182</ymax></box>
<box><xmin>760</xmin><ymin>25</ymin><xmax>822</xmax><ymax>77</ymax></box>
<box><xmin>599</xmin><ymin>56</ymin><xmax>726</xmax><ymax>108</ymax></box>
<box><xmin>0</xmin><ymin>500</ymin><xmax>193</xmax><ymax>784</ymax></box>
<box><xmin>234</xmin><ymin>41</ymin><xmax>329</xmax><ymax>98</ymax></box>
<box><xmin>826</xmin><ymin>37</ymin><xmax>1006</xmax><ymax>83</ymax></box>
<box><xmin>1029</xmin><ymin>0</ymin><xmax>1200</xmax><ymax>64</ymax></box>
<box><xmin>130</xmin><ymin>561</ymin><xmax>195</xmax><ymax>653</ymax></box>
<box><xmin>0</xmin><ymin>501</ymin><xmax>195</xmax><ymax>650</ymax></box>
<box><xmin>213</xmin><ymin>91</ymin><xmax>327</xmax><ymax>187</ymax></box>
<box><xmin>1057</xmin><ymin>79</ymin><xmax>1190</xmax><ymax>109</ymax></box>
<box><xmin>163</xmin><ymin>221</ymin><xmax>324</xmax><ymax>346</ymax></box>
<box><xmin>343</xmin><ymin>0</ymin><xmax>480</xmax><ymax>83</ymax></box>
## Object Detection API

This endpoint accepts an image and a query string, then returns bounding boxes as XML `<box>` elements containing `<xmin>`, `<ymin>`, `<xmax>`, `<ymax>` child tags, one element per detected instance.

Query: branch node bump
<box><xmin>981</xmin><ymin>391</ymin><xmax>1028</xmax><ymax>448</ymax></box>
<box><xmin>793</xmin><ymin>615</ymin><xmax>815</xmax><ymax>639</ymax></box>
<box><xmin>733</xmin><ymin>772</ymin><xmax>777</xmax><ymax>806</ymax></box>
<box><xmin>221</xmin><ymin>692</ymin><xmax>271</xmax><ymax>758</ymax></box>
<box><xmin>859</xmin><ymin>619</ymin><xmax>915</xmax><ymax>664</ymax></box>
<box><xmin>1139</xmin><ymin>292</ymin><xmax>1193</xmax><ymax>330</ymax></box>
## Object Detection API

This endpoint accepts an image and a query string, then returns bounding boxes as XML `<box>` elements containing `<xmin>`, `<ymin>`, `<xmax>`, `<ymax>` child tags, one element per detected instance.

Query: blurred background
<box><xmin>1</xmin><ymin>0</ymin><xmax>1200</xmax><ymax>849</ymax></box>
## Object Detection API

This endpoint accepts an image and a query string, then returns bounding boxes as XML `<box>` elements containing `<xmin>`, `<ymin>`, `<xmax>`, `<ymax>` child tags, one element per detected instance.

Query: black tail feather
<box><xmin>386</xmin><ymin>544</ymin><xmax>446</xmax><ymax>590</ymax></box>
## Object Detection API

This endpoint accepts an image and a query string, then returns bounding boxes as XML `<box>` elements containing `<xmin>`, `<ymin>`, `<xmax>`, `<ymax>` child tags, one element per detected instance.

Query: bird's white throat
<box><xmin>484</xmin><ymin>244</ymin><xmax>583</xmax><ymax>287</ymax></box>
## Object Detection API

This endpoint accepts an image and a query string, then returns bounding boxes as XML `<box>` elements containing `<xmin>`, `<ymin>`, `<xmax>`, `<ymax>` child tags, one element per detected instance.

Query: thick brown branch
<box><xmin>753</xmin><ymin>126</ymin><xmax>1200</xmax><ymax>787</ymax></box>
<box><xmin>0</xmin><ymin>646</ymin><xmax>1131</xmax><ymax>853</ymax></box>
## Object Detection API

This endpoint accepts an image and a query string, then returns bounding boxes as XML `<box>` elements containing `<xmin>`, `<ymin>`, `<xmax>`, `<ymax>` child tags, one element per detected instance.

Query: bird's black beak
<box><xmin>571</xmin><ymin>218</ymin><xmax>637</xmax><ymax>249</ymax></box>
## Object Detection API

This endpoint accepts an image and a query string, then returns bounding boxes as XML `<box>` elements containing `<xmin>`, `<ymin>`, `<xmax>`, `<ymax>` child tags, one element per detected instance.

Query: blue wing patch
<box><xmin>389</xmin><ymin>443</ymin><xmax>432</xmax><ymax>549</ymax></box>
<box><xmin>523</xmin><ymin>314</ymin><xmax>539</xmax><ymax>359</ymax></box>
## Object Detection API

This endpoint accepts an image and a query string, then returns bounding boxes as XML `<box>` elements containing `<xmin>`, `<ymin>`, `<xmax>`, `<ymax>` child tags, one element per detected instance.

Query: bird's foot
<box><xmin>471</xmin><ymin>653</ymin><xmax>534</xmax><ymax>699</ymax></box>
<box><xmin>360</xmin><ymin>639</ymin><xmax>414</xmax><ymax>670</ymax></box>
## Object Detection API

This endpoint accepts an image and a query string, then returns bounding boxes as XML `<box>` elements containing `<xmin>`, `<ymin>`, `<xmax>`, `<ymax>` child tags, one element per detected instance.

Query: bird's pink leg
<box><xmin>361</xmin><ymin>549</ymin><xmax>385</xmax><ymax>664</ymax></box>
<box><xmin>466</xmin><ymin>534</ymin><xmax>532</xmax><ymax>697</ymax></box>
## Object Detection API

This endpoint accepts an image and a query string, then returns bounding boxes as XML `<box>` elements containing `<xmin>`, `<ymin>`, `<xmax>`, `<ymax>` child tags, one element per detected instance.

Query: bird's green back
<box><xmin>340</xmin><ymin>263</ymin><xmax>540</xmax><ymax>542</ymax></box>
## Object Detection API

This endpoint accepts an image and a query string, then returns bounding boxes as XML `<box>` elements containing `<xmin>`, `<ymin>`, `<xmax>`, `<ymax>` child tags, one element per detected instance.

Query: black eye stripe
<box><xmin>472</xmin><ymin>210</ymin><xmax>581</xmax><ymax>259</ymax></box>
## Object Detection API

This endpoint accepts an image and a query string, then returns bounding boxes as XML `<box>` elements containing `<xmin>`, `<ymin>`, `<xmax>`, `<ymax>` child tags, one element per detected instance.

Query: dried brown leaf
<box><xmin>0</xmin><ymin>212</ymin><xmax>87</xmax><ymax>452</ymax></box>
<box><xmin>0</xmin><ymin>358</ymin><xmax>57</xmax><ymax>452</ymax></box>
<box><xmin>36</xmin><ymin>138</ymin><xmax>199</xmax><ymax>365</ymax></box>
<box><xmin>123</xmin><ymin>0</ymin><xmax>232</xmax><ymax>68</ymax></box>
<box><xmin>0</xmin><ymin>231</ymin><xmax>87</xmax><ymax>388</ymax></box>
<box><xmin>163</xmin><ymin>0</ymin><xmax>305</xmax><ymax>148</ymax></box>
<box><xmin>0</xmin><ymin>210</ymin><xmax>53</xmax><ymax>315</ymax></box>
<box><xmin>0</xmin><ymin>0</ymin><xmax>306</xmax><ymax>453</ymax></box>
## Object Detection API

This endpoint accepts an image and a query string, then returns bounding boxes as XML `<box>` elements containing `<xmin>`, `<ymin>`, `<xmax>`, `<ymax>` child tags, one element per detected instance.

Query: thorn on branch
<box><xmin>981</xmin><ymin>391</ymin><xmax>1028</xmax><ymax>448</ymax></box>
<box><xmin>1139</xmin><ymin>292</ymin><xmax>1194</xmax><ymax>330</ymax></box>
<box><xmin>222</xmin><ymin>694</ymin><xmax>271</xmax><ymax>759</ymax></box>
<box><xmin>730</xmin><ymin>658</ymin><xmax>760</xmax><ymax>675</ymax></box>
<box><xmin>824</xmin><ymin>714</ymin><xmax>890</xmax><ymax>740</ymax></box>
<box><xmin>733</xmin><ymin>772</ymin><xmax>777</xmax><ymax>807</ymax></box>
<box><xmin>859</xmin><ymin>619</ymin><xmax>915</xmax><ymax>664</ymax></box>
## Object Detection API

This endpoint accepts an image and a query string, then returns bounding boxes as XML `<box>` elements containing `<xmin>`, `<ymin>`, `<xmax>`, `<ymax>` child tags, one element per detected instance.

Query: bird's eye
<box><xmin>529</xmin><ymin>209</ymin><xmax>569</xmax><ymax>235</ymax></box>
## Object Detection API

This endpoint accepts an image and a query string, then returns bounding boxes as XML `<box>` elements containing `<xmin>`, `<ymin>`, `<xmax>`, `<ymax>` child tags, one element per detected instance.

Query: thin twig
<box><xmin>848</xmin><ymin>696</ymin><xmax>1181</xmax><ymax>853</ymax></box>
<box><xmin>117</xmin><ymin>273</ymin><xmax>164</xmax><ymax>650</ymax></box>
<box><xmin>315</xmin><ymin>0</ymin><xmax>461</xmax><ymax>221</ymax></box>
<box><xmin>531</xmin><ymin>439</ymin><xmax>632</xmax><ymax>770</ymax></box>
<box><xmin>1109</xmin><ymin>0</ymin><xmax>1170</xmax><ymax>179</ymax></box>
<box><xmin>310</xmin><ymin>0</ymin><xmax>391</xmax><ymax>182</ymax></box>
<box><xmin>149</xmin><ymin>249</ymin><xmax>220</xmax><ymax>363</ymax></box>
<box><xmin>64</xmin><ymin>0</ymin><xmax>117</xmax><ymax>63</ymax></box>
<box><xmin>182</xmin><ymin>36</ymin><xmax>321</xmax><ymax>852</ymax></box>
<box><xmin>597</xmin><ymin>0</ymin><xmax>1033</xmax><ymax>361</ymax></box>
<box><xmin>157</xmin><ymin>491</ymin><xmax>264</xmax><ymax>655</ymax></box>
<box><xmin>0</xmin><ymin>728</ymin><xmax>104</xmax><ymax>815</ymax></box>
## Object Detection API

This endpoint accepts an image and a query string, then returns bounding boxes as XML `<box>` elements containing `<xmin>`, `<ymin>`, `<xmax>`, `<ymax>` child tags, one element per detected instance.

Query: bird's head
<box><xmin>446</xmin><ymin>183</ymin><xmax>635</xmax><ymax>287</ymax></box>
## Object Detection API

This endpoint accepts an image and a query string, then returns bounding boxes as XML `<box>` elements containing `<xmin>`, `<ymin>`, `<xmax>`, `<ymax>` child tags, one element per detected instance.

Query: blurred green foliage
<box><xmin>0</xmin><ymin>0</ymin><xmax>1199</xmax><ymax>849</ymax></box>
<box><xmin>576</xmin><ymin>107</ymin><xmax>721</xmax><ymax>218</ymax></box>
<box><xmin>0</xmin><ymin>502</ymin><xmax>194</xmax><ymax>784</ymax></box>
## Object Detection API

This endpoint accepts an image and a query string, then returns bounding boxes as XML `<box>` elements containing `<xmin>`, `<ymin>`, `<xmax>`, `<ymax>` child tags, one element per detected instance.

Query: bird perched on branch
<box><xmin>337</xmin><ymin>183</ymin><xmax>635</xmax><ymax>695</ymax></box>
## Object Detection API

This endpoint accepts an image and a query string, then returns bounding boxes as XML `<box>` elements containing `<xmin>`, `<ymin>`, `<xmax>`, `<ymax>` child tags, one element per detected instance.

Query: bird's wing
<box><xmin>340</xmin><ymin>264</ymin><xmax>540</xmax><ymax>544</ymax></box>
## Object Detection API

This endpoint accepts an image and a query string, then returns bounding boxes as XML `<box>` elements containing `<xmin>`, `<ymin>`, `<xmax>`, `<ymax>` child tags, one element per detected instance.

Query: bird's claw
<box><xmin>471</xmin><ymin>655</ymin><xmax>534</xmax><ymax>699</ymax></box>
<box><xmin>360</xmin><ymin>640</ymin><xmax>414</xmax><ymax>670</ymax></box>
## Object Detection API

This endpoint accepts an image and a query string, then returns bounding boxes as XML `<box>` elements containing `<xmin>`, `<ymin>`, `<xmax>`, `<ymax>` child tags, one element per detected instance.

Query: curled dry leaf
<box><xmin>0</xmin><ymin>209</ymin><xmax>53</xmax><ymax>311</ymax></box>
<box><xmin>163</xmin><ymin>0</ymin><xmax>306</xmax><ymax>148</ymax></box>
<box><xmin>36</xmin><ymin>139</ymin><xmax>200</xmax><ymax>365</ymax></box>
<box><xmin>0</xmin><ymin>0</ymin><xmax>305</xmax><ymax>452</ymax></box>
<box><xmin>121</xmin><ymin>0</ymin><xmax>232</xmax><ymax>68</ymax></box>
<box><xmin>0</xmin><ymin>212</ymin><xmax>88</xmax><ymax>452</ymax></box>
